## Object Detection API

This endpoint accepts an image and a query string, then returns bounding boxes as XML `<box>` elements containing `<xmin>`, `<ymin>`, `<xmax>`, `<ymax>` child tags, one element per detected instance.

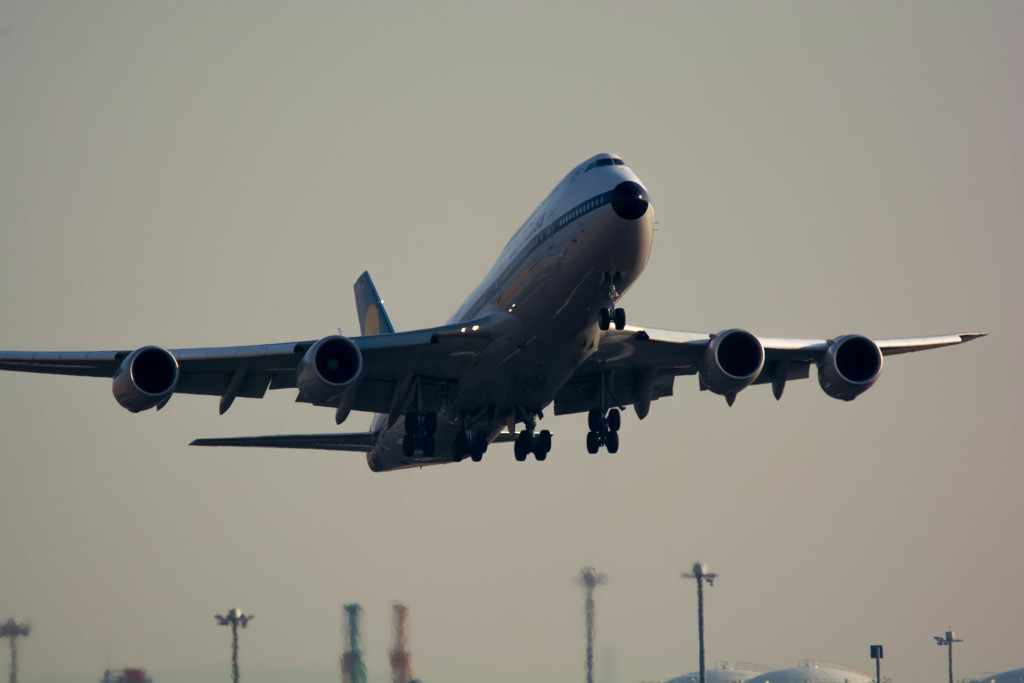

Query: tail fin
<box><xmin>353</xmin><ymin>271</ymin><xmax>396</xmax><ymax>336</ymax></box>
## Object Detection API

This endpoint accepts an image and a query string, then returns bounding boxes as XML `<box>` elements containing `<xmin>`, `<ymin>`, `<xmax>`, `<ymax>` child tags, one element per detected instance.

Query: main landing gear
<box><xmin>452</xmin><ymin>428</ymin><xmax>489</xmax><ymax>463</ymax></box>
<box><xmin>511</xmin><ymin>411</ymin><xmax>552</xmax><ymax>462</ymax></box>
<box><xmin>598</xmin><ymin>272</ymin><xmax>626</xmax><ymax>331</ymax></box>
<box><xmin>403</xmin><ymin>411</ymin><xmax>437</xmax><ymax>458</ymax></box>
<box><xmin>514</xmin><ymin>428</ymin><xmax>552</xmax><ymax>462</ymax></box>
<box><xmin>586</xmin><ymin>408</ymin><xmax>621</xmax><ymax>454</ymax></box>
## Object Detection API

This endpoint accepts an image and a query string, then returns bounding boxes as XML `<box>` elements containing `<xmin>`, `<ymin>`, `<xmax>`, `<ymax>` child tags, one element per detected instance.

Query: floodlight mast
<box><xmin>681</xmin><ymin>563</ymin><xmax>718</xmax><ymax>683</ymax></box>
<box><xmin>1</xmin><ymin>619</ymin><xmax>31</xmax><ymax>683</ymax></box>
<box><xmin>215</xmin><ymin>609</ymin><xmax>253</xmax><ymax>683</ymax></box>
<box><xmin>576</xmin><ymin>567</ymin><xmax>606</xmax><ymax>683</ymax></box>
<box><xmin>934</xmin><ymin>631</ymin><xmax>963</xmax><ymax>683</ymax></box>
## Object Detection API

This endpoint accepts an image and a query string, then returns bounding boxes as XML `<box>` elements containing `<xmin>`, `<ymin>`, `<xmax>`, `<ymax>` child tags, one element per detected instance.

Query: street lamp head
<box><xmin>577</xmin><ymin>567</ymin><xmax>606</xmax><ymax>589</ymax></box>
<box><xmin>215</xmin><ymin>609</ymin><xmax>254</xmax><ymax>627</ymax></box>
<box><xmin>0</xmin><ymin>619</ymin><xmax>31</xmax><ymax>638</ymax></box>
<box><xmin>682</xmin><ymin>563</ymin><xmax>718</xmax><ymax>585</ymax></box>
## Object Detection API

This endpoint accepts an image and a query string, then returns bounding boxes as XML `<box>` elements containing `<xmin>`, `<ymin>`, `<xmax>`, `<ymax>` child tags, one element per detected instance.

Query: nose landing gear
<box><xmin>597</xmin><ymin>272</ymin><xmax>626</xmax><ymax>331</ymax></box>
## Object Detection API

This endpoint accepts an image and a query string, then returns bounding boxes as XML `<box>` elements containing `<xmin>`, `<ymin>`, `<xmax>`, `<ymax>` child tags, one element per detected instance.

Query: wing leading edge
<box><xmin>554</xmin><ymin>326</ymin><xmax>986</xmax><ymax>416</ymax></box>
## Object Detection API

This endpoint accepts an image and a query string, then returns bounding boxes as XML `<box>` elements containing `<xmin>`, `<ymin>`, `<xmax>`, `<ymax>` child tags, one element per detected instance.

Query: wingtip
<box><xmin>959</xmin><ymin>332</ymin><xmax>988</xmax><ymax>343</ymax></box>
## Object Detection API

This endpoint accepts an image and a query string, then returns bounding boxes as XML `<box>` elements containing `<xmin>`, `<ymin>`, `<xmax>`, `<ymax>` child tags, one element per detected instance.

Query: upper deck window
<box><xmin>585</xmin><ymin>158</ymin><xmax>625</xmax><ymax>172</ymax></box>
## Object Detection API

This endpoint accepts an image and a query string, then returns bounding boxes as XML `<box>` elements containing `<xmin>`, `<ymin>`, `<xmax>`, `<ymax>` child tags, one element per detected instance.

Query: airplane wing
<box><xmin>0</xmin><ymin>314</ymin><xmax>501</xmax><ymax>418</ymax></box>
<box><xmin>553</xmin><ymin>326</ymin><xmax>986</xmax><ymax>416</ymax></box>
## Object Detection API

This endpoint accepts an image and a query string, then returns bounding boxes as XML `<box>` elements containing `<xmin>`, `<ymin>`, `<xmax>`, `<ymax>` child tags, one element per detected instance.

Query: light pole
<box><xmin>0</xmin><ymin>619</ymin><xmax>30</xmax><ymax>683</ymax></box>
<box><xmin>870</xmin><ymin>645</ymin><xmax>883</xmax><ymax>683</ymax></box>
<box><xmin>576</xmin><ymin>567</ymin><xmax>606</xmax><ymax>683</ymax></box>
<box><xmin>215</xmin><ymin>609</ymin><xmax>253</xmax><ymax>683</ymax></box>
<box><xmin>682</xmin><ymin>563</ymin><xmax>717</xmax><ymax>683</ymax></box>
<box><xmin>934</xmin><ymin>631</ymin><xmax>962</xmax><ymax>683</ymax></box>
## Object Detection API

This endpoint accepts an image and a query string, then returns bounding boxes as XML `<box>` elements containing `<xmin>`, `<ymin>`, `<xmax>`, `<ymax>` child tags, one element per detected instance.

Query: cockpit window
<box><xmin>585</xmin><ymin>158</ymin><xmax>626</xmax><ymax>172</ymax></box>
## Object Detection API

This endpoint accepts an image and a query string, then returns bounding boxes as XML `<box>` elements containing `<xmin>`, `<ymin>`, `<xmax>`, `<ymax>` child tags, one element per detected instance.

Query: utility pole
<box><xmin>934</xmin><ymin>631</ymin><xmax>962</xmax><ymax>683</ymax></box>
<box><xmin>681</xmin><ymin>563</ymin><xmax>718</xmax><ymax>683</ymax></box>
<box><xmin>215</xmin><ymin>609</ymin><xmax>254</xmax><ymax>683</ymax></box>
<box><xmin>0</xmin><ymin>619</ymin><xmax>30</xmax><ymax>683</ymax></box>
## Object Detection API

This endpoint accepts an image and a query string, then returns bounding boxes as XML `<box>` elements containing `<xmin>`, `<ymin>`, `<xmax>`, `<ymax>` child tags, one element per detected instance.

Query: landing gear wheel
<box><xmin>402</xmin><ymin>437</ymin><xmax>416</xmax><ymax>458</ymax></box>
<box><xmin>404</xmin><ymin>412</ymin><xmax>419</xmax><ymax>435</ymax></box>
<box><xmin>598</xmin><ymin>308</ymin><xmax>611</xmax><ymax>331</ymax></box>
<box><xmin>588</xmin><ymin>409</ymin><xmax>604</xmax><ymax>433</ymax></box>
<box><xmin>605</xmin><ymin>430</ymin><xmax>619</xmax><ymax>454</ymax></box>
<box><xmin>473</xmin><ymin>430</ymin><xmax>488</xmax><ymax>454</ymax></box>
<box><xmin>470</xmin><ymin>449</ymin><xmax>483</xmax><ymax>463</ymax></box>
<box><xmin>533</xmin><ymin>430</ymin><xmax>551</xmax><ymax>461</ymax></box>
<box><xmin>452</xmin><ymin>431</ymin><xmax>469</xmax><ymax>461</ymax></box>
<box><xmin>607</xmin><ymin>408</ymin><xmax>621</xmax><ymax>432</ymax></box>
<box><xmin>586</xmin><ymin>431</ymin><xmax>600</xmax><ymax>454</ymax></box>
<box><xmin>422</xmin><ymin>434</ymin><xmax>436</xmax><ymax>458</ymax></box>
<box><xmin>537</xmin><ymin>430</ymin><xmax>552</xmax><ymax>453</ymax></box>
<box><xmin>423</xmin><ymin>412</ymin><xmax>438</xmax><ymax>435</ymax></box>
<box><xmin>514</xmin><ymin>431</ymin><xmax>530</xmax><ymax>462</ymax></box>
<box><xmin>613</xmin><ymin>308</ymin><xmax>626</xmax><ymax>330</ymax></box>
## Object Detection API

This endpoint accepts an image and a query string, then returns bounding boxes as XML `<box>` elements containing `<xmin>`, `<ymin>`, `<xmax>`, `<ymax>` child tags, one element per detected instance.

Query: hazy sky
<box><xmin>1</xmin><ymin>3</ymin><xmax>1021</xmax><ymax>683</ymax></box>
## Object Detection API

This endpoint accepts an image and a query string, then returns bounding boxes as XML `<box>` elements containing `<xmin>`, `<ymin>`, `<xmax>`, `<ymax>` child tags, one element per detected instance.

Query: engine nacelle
<box><xmin>817</xmin><ymin>334</ymin><xmax>883</xmax><ymax>401</ymax></box>
<box><xmin>112</xmin><ymin>346</ymin><xmax>180</xmax><ymax>412</ymax></box>
<box><xmin>699</xmin><ymin>329</ymin><xmax>765</xmax><ymax>396</ymax></box>
<box><xmin>295</xmin><ymin>335</ymin><xmax>365</xmax><ymax>409</ymax></box>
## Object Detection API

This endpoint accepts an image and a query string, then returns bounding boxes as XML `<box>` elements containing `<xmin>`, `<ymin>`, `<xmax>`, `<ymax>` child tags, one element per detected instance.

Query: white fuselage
<box><xmin>367</xmin><ymin>154</ymin><xmax>654</xmax><ymax>471</ymax></box>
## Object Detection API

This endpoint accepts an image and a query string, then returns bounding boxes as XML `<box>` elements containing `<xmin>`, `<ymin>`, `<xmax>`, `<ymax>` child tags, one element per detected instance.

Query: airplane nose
<box><xmin>611</xmin><ymin>181</ymin><xmax>649</xmax><ymax>220</ymax></box>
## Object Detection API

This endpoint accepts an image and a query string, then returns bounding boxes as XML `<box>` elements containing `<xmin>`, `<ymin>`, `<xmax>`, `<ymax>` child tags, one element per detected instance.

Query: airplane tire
<box><xmin>535</xmin><ymin>449</ymin><xmax>547</xmax><ymax>462</ymax></box>
<box><xmin>422</xmin><ymin>434</ymin><xmax>436</xmax><ymax>458</ymax></box>
<box><xmin>473</xmin><ymin>430</ymin><xmax>488</xmax><ymax>454</ymax></box>
<box><xmin>404</xmin><ymin>412</ymin><xmax>419</xmax><ymax>436</ymax></box>
<box><xmin>614</xmin><ymin>308</ymin><xmax>626</xmax><ymax>330</ymax></box>
<box><xmin>452</xmin><ymin>431</ymin><xmax>469</xmax><ymax>459</ymax></box>
<box><xmin>607</xmin><ymin>408</ymin><xmax>621</xmax><ymax>432</ymax></box>
<box><xmin>605</xmin><ymin>430</ymin><xmax>619</xmax><ymax>454</ymax></box>
<box><xmin>537</xmin><ymin>429</ymin><xmax>552</xmax><ymax>452</ymax></box>
<box><xmin>514</xmin><ymin>432</ymin><xmax>530</xmax><ymax>462</ymax></box>
<box><xmin>588</xmin><ymin>409</ymin><xmax>604</xmax><ymax>433</ymax></box>
<box><xmin>402</xmin><ymin>437</ymin><xmax>416</xmax><ymax>458</ymax></box>
<box><xmin>470</xmin><ymin>449</ymin><xmax>483</xmax><ymax>463</ymax></box>
<box><xmin>423</xmin><ymin>412</ymin><xmax>438</xmax><ymax>435</ymax></box>
<box><xmin>598</xmin><ymin>308</ymin><xmax>610</xmax><ymax>331</ymax></box>
<box><xmin>586</xmin><ymin>431</ymin><xmax>600</xmax><ymax>454</ymax></box>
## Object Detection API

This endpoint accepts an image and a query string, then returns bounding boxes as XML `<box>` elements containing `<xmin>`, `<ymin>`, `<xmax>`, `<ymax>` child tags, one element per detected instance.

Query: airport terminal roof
<box><xmin>666</xmin><ymin>661</ymin><xmax>773</xmax><ymax>683</ymax></box>
<box><xmin>744</xmin><ymin>660</ymin><xmax>874</xmax><ymax>683</ymax></box>
<box><xmin>970</xmin><ymin>668</ymin><xmax>1024</xmax><ymax>683</ymax></box>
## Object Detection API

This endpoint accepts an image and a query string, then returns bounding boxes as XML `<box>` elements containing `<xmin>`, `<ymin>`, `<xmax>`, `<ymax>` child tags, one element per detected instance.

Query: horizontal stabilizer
<box><xmin>190</xmin><ymin>432</ymin><xmax>377</xmax><ymax>452</ymax></box>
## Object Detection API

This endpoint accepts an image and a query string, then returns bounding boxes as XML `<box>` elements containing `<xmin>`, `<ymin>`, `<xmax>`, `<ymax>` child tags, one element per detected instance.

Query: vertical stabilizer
<box><xmin>353</xmin><ymin>271</ymin><xmax>396</xmax><ymax>336</ymax></box>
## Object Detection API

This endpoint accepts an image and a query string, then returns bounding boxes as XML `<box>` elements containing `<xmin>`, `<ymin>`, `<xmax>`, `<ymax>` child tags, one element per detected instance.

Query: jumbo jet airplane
<box><xmin>0</xmin><ymin>154</ymin><xmax>985</xmax><ymax>472</ymax></box>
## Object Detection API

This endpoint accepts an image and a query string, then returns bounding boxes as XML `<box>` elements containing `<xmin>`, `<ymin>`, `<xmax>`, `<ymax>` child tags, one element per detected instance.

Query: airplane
<box><xmin>0</xmin><ymin>153</ymin><xmax>985</xmax><ymax>472</ymax></box>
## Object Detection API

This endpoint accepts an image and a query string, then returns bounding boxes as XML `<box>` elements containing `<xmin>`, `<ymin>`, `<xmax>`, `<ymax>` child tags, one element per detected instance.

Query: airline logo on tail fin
<box><xmin>353</xmin><ymin>271</ymin><xmax>396</xmax><ymax>336</ymax></box>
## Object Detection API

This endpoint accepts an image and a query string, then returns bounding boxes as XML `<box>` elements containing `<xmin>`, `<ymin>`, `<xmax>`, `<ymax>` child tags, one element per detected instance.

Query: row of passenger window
<box><xmin>467</xmin><ymin>192</ymin><xmax>611</xmax><ymax>318</ymax></box>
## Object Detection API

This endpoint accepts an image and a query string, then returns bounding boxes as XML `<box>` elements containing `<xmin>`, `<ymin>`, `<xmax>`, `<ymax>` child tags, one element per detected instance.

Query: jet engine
<box><xmin>817</xmin><ymin>334</ymin><xmax>882</xmax><ymax>401</ymax></box>
<box><xmin>112</xmin><ymin>346</ymin><xmax>180</xmax><ymax>412</ymax></box>
<box><xmin>699</xmin><ymin>329</ymin><xmax>765</xmax><ymax>397</ymax></box>
<box><xmin>295</xmin><ymin>335</ymin><xmax>365</xmax><ymax>412</ymax></box>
